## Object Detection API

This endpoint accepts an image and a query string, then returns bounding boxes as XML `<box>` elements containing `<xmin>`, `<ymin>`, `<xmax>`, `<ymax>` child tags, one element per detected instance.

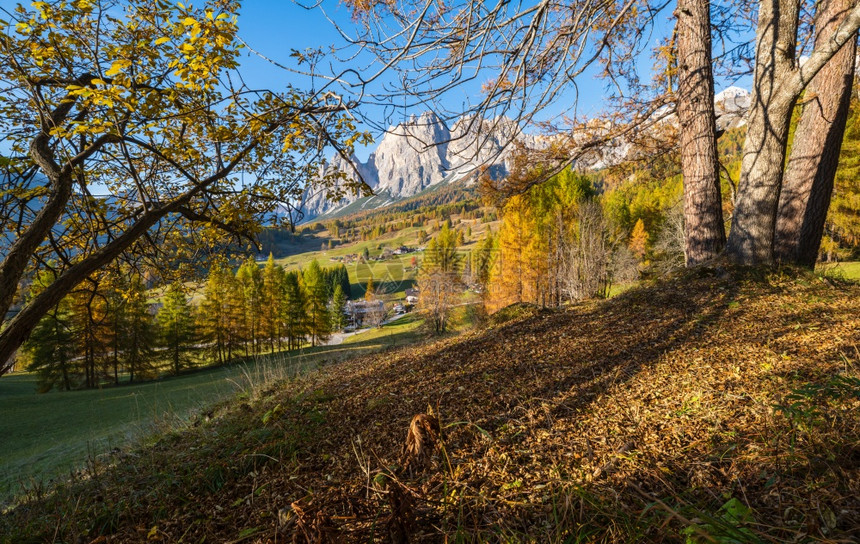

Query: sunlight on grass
<box><xmin>0</xmin><ymin>313</ymin><xmax>428</xmax><ymax>502</ymax></box>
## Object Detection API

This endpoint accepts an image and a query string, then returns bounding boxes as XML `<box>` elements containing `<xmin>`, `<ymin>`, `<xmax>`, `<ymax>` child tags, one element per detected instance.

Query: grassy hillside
<box><xmin>3</xmin><ymin>268</ymin><xmax>858</xmax><ymax>542</ymax></box>
<box><xmin>0</xmin><ymin>314</ymin><xmax>425</xmax><ymax>503</ymax></box>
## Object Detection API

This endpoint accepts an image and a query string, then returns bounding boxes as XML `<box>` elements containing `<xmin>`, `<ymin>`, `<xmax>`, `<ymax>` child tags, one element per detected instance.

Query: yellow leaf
<box><xmin>154</xmin><ymin>36</ymin><xmax>170</xmax><ymax>45</ymax></box>
<box><xmin>182</xmin><ymin>16</ymin><xmax>196</xmax><ymax>26</ymax></box>
<box><xmin>105</xmin><ymin>60</ymin><xmax>124</xmax><ymax>77</ymax></box>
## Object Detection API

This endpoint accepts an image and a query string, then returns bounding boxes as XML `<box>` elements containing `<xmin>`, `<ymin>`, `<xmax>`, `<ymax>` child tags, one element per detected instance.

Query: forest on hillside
<box><xmin>20</xmin><ymin>258</ymin><xmax>351</xmax><ymax>391</ymax></box>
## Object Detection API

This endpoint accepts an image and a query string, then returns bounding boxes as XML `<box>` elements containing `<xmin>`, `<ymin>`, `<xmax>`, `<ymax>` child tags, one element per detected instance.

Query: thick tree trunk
<box><xmin>676</xmin><ymin>0</ymin><xmax>725</xmax><ymax>266</ymax></box>
<box><xmin>726</xmin><ymin>0</ymin><xmax>860</xmax><ymax>265</ymax></box>
<box><xmin>774</xmin><ymin>0</ymin><xmax>856</xmax><ymax>267</ymax></box>
<box><xmin>726</xmin><ymin>0</ymin><xmax>801</xmax><ymax>265</ymax></box>
<box><xmin>0</xmin><ymin>200</ymin><xmax>183</xmax><ymax>374</ymax></box>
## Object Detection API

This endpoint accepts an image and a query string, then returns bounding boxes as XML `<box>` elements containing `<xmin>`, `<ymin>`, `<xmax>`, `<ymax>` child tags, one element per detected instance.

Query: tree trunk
<box><xmin>0</xmin><ymin>200</ymin><xmax>185</xmax><ymax>374</ymax></box>
<box><xmin>726</xmin><ymin>0</ymin><xmax>802</xmax><ymax>265</ymax></box>
<box><xmin>774</xmin><ymin>0</ymin><xmax>857</xmax><ymax>267</ymax></box>
<box><xmin>676</xmin><ymin>0</ymin><xmax>725</xmax><ymax>266</ymax></box>
<box><xmin>726</xmin><ymin>0</ymin><xmax>860</xmax><ymax>265</ymax></box>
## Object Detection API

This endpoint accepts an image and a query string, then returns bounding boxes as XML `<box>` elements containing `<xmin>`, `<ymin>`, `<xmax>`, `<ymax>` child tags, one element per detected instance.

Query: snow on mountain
<box><xmin>299</xmin><ymin>112</ymin><xmax>523</xmax><ymax>221</ymax></box>
<box><xmin>715</xmin><ymin>86</ymin><xmax>751</xmax><ymax>131</ymax></box>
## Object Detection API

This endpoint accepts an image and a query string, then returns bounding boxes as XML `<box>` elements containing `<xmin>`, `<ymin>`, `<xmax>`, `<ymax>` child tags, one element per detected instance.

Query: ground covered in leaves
<box><xmin>3</xmin><ymin>267</ymin><xmax>860</xmax><ymax>543</ymax></box>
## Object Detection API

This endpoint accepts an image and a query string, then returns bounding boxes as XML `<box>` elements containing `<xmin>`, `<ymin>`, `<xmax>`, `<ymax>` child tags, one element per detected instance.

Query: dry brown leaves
<box><xmin>9</xmin><ymin>268</ymin><xmax>860</xmax><ymax>543</ymax></box>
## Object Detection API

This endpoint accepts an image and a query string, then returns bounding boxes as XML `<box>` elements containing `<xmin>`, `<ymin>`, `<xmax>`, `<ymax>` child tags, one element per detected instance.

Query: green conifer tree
<box><xmin>157</xmin><ymin>281</ymin><xmax>194</xmax><ymax>375</ymax></box>
<box><xmin>330</xmin><ymin>284</ymin><xmax>348</xmax><ymax>331</ymax></box>
<box><xmin>303</xmin><ymin>260</ymin><xmax>331</xmax><ymax>347</ymax></box>
<box><xmin>21</xmin><ymin>271</ymin><xmax>76</xmax><ymax>391</ymax></box>
<box><xmin>282</xmin><ymin>270</ymin><xmax>307</xmax><ymax>350</ymax></box>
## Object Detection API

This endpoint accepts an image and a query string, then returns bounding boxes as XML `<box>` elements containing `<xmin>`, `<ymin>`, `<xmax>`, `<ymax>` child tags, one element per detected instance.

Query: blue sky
<box><xmin>233</xmin><ymin>1</ymin><xmax>682</xmax><ymax>160</ymax></box>
<box><xmin>0</xmin><ymin>0</ymin><xmax>750</xmax><ymax>162</ymax></box>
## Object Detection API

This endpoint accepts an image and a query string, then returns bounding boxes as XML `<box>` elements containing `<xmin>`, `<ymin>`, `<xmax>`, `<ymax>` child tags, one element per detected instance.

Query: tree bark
<box><xmin>676</xmin><ymin>0</ymin><xmax>725</xmax><ymax>266</ymax></box>
<box><xmin>774</xmin><ymin>0</ymin><xmax>857</xmax><ymax>267</ymax></box>
<box><xmin>0</xmin><ymin>199</ymin><xmax>184</xmax><ymax>373</ymax></box>
<box><xmin>726</xmin><ymin>0</ymin><xmax>802</xmax><ymax>265</ymax></box>
<box><xmin>726</xmin><ymin>0</ymin><xmax>860</xmax><ymax>265</ymax></box>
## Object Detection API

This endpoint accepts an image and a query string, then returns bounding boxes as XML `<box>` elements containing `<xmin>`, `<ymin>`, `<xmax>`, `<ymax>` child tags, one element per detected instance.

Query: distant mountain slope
<box><xmin>301</xmin><ymin>87</ymin><xmax>752</xmax><ymax>221</ymax></box>
<box><xmin>299</xmin><ymin>113</ymin><xmax>536</xmax><ymax>221</ymax></box>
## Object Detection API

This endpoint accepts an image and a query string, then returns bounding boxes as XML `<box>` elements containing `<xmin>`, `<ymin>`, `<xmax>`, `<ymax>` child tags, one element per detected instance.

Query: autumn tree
<box><xmin>260</xmin><ymin>254</ymin><xmax>285</xmax><ymax>351</ymax></box>
<box><xmin>157</xmin><ymin>281</ymin><xmax>194</xmax><ymax>375</ymax></box>
<box><xmin>303</xmin><ymin>260</ymin><xmax>331</xmax><ymax>347</ymax></box>
<box><xmin>282</xmin><ymin>270</ymin><xmax>307</xmax><ymax>350</ymax></box>
<box><xmin>628</xmin><ymin>219</ymin><xmax>649</xmax><ymax>260</ymax></box>
<box><xmin>198</xmin><ymin>261</ymin><xmax>233</xmax><ymax>365</ymax></box>
<box><xmin>68</xmin><ymin>278</ymin><xmax>110</xmax><ymax>388</ymax></box>
<box><xmin>236</xmin><ymin>258</ymin><xmax>263</xmax><ymax>355</ymax></box>
<box><xmin>774</xmin><ymin>0</ymin><xmax>858</xmax><ymax>266</ymax></box>
<box><xmin>364</xmin><ymin>277</ymin><xmax>376</xmax><ymax>301</ymax></box>
<box><xmin>343</xmin><ymin>0</ymin><xmax>860</xmax><ymax>267</ymax></box>
<box><xmin>0</xmin><ymin>0</ymin><xmax>366</xmax><ymax>376</ymax></box>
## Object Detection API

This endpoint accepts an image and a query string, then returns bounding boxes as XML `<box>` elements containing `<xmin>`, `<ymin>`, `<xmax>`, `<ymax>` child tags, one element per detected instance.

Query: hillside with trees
<box><xmin>3</xmin><ymin>269</ymin><xmax>858</xmax><ymax>542</ymax></box>
<box><xmin>3</xmin><ymin>0</ymin><xmax>860</xmax><ymax>541</ymax></box>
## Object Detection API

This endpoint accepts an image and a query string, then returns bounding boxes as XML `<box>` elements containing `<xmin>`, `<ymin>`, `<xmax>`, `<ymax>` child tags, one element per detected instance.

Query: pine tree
<box><xmin>157</xmin><ymin>281</ymin><xmax>194</xmax><ymax>376</ymax></box>
<box><xmin>122</xmin><ymin>275</ymin><xmax>156</xmax><ymax>382</ymax></box>
<box><xmin>335</xmin><ymin>264</ymin><xmax>351</xmax><ymax>300</ymax></box>
<box><xmin>330</xmin><ymin>284</ymin><xmax>348</xmax><ymax>331</ymax></box>
<box><xmin>21</xmin><ymin>271</ymin><xmax>76</xmax><ymax>392</ymax></box>
<box><xmin>303</xmin><ymin>261</ymin><xmax>331</xmax><ymax>347</ymax></box>
<box><xmin>282</xmin><ymin>270</ymin><xmax>307</xmax><ymax>350</ymax></box>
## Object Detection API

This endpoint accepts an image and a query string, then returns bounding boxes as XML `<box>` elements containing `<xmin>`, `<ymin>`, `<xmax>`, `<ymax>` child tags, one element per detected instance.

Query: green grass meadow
<box><xmin>819</xmin><ymin>260</ymin><xmax>860</xmax><ymax>281</ymax></box>
<box><xmin>0</xmin><ymin>313</ymin><xmax>425</xmax><ymax>503</ymax></box>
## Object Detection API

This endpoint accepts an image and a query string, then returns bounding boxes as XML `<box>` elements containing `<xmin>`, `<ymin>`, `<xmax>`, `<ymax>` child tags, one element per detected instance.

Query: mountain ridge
<box><xmin>300</xmin><ymin>87</ymin><xmax>753</xmax><ymax>222</ymax></box>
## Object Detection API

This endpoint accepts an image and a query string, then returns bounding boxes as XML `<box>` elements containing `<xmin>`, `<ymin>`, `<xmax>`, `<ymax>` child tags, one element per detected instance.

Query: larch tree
<box><xmin>675</xmin><ymin>0</ymin><xmax>724</xmax><ymax>265</ymax></box>
<box><xmin>198</xmin><ymin>261</ymin><xmax>231</xmax><ymax>365</ymax></box>
<box><xmin>282</xmin><ymin>270</ymin><xmax>307</xmax><ymax>350</ymax></box>
<box><xmin>236</xmin><ymin>258</ymin><xmax>262</xmax><ymax>355</ymax></box>
<box><xmin>0</xmin><ymin>0</ymin><xmax>366</xmax><ymax>376</ymax></box>
<box><xmin>774</xmin><ymin>0</ymin><xmax>858</xmax><ymax>267</ymax></box>
<box><xmin>157</xmin><ymin>280</ymin><xmax>194</xmax><ymax>376</ymax></box>
<box><xmin>303</xmin><ymin>260</ymin><xmax>331</xmax><ymax>347</ymax></box>
<box><xmin>260</xmin><ymin>254</ymin><xmax>283</xmax><ymax>351</ymax></box>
